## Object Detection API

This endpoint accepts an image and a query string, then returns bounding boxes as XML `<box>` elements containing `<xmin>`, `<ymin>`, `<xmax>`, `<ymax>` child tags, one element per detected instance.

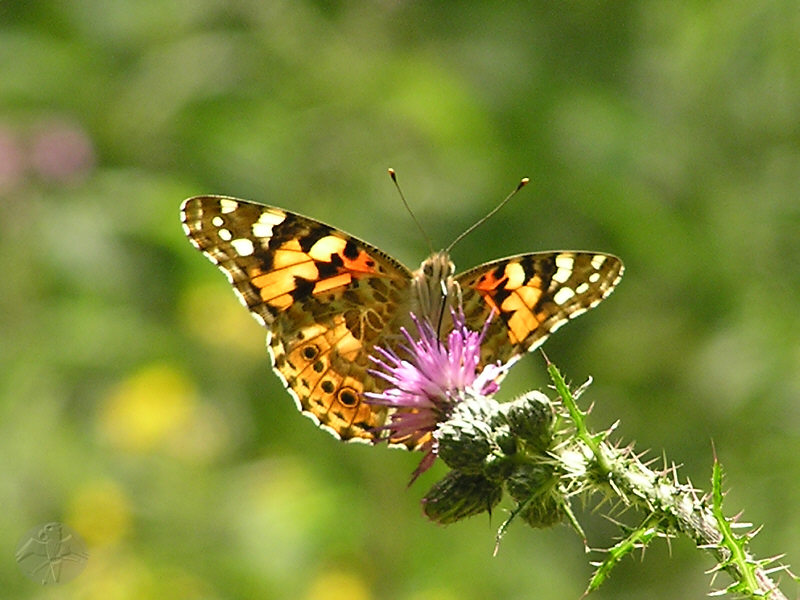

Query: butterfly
<box><xmin>180</xmin><ymin>194</ymin><xmax>623</xmax><ymax>447</ymax></box>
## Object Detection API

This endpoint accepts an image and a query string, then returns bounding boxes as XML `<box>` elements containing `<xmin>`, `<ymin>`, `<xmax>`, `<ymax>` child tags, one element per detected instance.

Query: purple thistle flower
<box><xmin>365</xmin><ymin>309</ymin><xmax>507</xmax><ymax>480</ymax></box>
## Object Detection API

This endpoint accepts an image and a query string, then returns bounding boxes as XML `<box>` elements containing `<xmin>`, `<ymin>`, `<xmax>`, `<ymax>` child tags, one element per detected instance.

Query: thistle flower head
<box><xmin>365</xmin><ymin>309</ymin><xmax>506</xmax><ymax>479</ymax></box>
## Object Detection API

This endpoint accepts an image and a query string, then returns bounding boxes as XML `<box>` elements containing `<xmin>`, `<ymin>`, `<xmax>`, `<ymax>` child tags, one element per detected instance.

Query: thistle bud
<box><xmin>423</xmin><ymin>471</ymin><xmax>503</xmax><ymax>524</ymax></box>
<box><xmin>505</xmin><ymin>464</ymin><xmax>564</xmax><ymax>528</ymax></box>
<box><xmin>435</xmin><ymin>396</ymin><xmax>500</xmax><ymax>473</ymax></box>
<box><xmin>518</xmin><ymin>495</ymin><xmax>564</xmax><ymax>529</ymax></box>
<box><xmin>436</xmin><ymin>419</ymin><xmax>494</xmax><ymax>473</ymax></box>
<box><xmin>497</xmin><ymin>390</ymin><xmax>554</xmax><ymax>452</ymax></box>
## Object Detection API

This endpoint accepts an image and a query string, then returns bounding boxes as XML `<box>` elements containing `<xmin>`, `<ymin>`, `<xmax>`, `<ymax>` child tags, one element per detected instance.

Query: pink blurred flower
<box><xmin>30</xmin><ymin>121</ymin><xmax>94</xmax><ymax>183</ymax></box>
<box><xmin>0</xmin><ymin>126</ymin><xmax>25</xmax><ymax>192</ymax></box>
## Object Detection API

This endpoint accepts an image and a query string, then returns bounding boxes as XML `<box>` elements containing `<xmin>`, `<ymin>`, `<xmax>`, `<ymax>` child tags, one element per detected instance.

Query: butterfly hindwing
<box><xmin>181</xmin><ymin>195</ymin><xmax>414</xmax><ymax>442</ymax></box>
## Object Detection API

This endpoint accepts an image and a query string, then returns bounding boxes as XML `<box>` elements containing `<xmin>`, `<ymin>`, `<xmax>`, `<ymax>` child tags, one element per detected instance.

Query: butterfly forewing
<box><xmin>457</xmin><ymin>252</ymin><xmax>623</xmax><ymax>367</ymax></box>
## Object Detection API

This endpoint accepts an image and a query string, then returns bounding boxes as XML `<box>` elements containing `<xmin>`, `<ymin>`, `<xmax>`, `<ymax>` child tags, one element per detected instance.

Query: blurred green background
<box><xmin>2</xmin><ymin>2</ymin><xmax>799</xmax><ymax>598</ymax></box>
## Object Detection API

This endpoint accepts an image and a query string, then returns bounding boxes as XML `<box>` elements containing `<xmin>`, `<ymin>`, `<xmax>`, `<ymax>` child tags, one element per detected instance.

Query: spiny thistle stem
<box><xmin>544</xmin><ymin>354</ymin><xmax>609</xmax><ymax>471</ymax></box>
<box><xmin>546</xmin><ymin>360</ymin><xmax>790</xmax><ymax>599</ymax></box>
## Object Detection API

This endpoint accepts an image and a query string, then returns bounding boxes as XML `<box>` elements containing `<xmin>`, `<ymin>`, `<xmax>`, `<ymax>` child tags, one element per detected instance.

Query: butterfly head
<box><xmin>412</xmin><ymin>251</ymin><xmax>460</xmax><ymax>332</ymax></box>
<box><xmin>420</xmin><ymin>250</ymin><xmax>456</xmax><ymax>280</ymax></box>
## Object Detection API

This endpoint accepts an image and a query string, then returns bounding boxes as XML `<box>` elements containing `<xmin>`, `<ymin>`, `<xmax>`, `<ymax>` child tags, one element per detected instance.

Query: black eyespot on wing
<box><xmin>337</xmin><ymin>388</ymin><xmax>359</xmax><ymax>407</ymax></box>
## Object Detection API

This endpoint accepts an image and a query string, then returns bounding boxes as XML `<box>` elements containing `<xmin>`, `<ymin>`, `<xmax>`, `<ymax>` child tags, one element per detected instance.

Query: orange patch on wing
<box><xmin>272</xmin><ymin>239</ymin><xmax>309</xmax><ymax>269</ymax></box>
<box><xmin>313</xmin><ymin>273</ymin><xmax>353</xmax><ymax>294</ymax></box>
<box><xmin>470</xmin><ymin>265</ymin><xmax>547</xmax><ymax>344</ymax></box>
<box><xmin>473</xmin><ymin>270</ymin><xmax>507</xmax><ymax>312</ymax></box>
<box><xmin>250</xmin><ymin>240</ymin><xmax>323</xmax><ymax>309</ymax></box>
<box><xmin>340</xmin><ymin>250</ymin><xmax>377</xmax><ymax>274</ymax></box>
<box><xmin>505</xmin><ymin>309</ymin><xmax>539</xmax><ymax>344</ymax></box>
<box><xmin>253</xmin><ymin>261</ymin><xmax>318</xmax><ymax>299</ymax></box>
<box><xmin>330</xmin><ymin>316</ymin><xmax>363</xmax><ymax>359</ymax></box>
<box><xmin>514</xmin><ymin>284</ymin><xmax>542</xmax><ymax>308</ymax></box>
<box><xmin>501</xmin><ymin>291</ymin><xmax>541</xmax><ymax>344</ymax></box>
<box><xmin>474</xmin><ymin>270</ymin><xmax>507</xmax><ymax>291</ymax></box>
<box><xmin>268</xmin><ymin>293</ymin><xmax>294</xmax><ymax>311</ymax></box>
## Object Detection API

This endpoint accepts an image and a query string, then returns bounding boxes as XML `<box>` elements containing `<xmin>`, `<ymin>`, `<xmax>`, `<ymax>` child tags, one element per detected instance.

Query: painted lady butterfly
<box><xmin>180</xmin><ymin>195</ymin><xmax>623</xmax><ymax>446</ymax></box>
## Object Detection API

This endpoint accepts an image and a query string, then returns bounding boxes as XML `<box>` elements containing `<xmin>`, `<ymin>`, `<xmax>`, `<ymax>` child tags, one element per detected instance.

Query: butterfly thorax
<box><xmin>410</xmin><ymin>251</ymin><xmax>459</xmax><ymax>334</ymax></box>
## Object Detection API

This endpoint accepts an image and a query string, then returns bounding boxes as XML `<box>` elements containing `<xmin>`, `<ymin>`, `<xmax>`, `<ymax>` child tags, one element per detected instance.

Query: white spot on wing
<box><xmin>252</xmin><ymin>210</ymin><xmax>286</xmax><ymax>238</ymax></box>
<box><xmin>552</xmin><ymin>254</ymin><xmax>574</xmax><ymax>283</ymax></box>
<box><xmin>231</xmin><ymin>238</ymin><xmax>255</xmax><ymax>257</ymax></box>
<box><xmin>218</xmin><ymin>228</ymin><xmax>232</xmax><ymax>241</ymax></box>
<box><xmin>212</xmin><ymin>216</ymin><xmax>224</xmax><ymax>227</ymax></box>
<box><xmin>220</xmin><ymin>199</ymin><xmax>238</xmax><ymax>214</ymax></box>
<box><xmin>591</xmin><ymin>254</ymin><xmax>607</xmax><ymax>270</ymax></box>
<box><xmin>226</xmin><ymin>270</ymin><xmax>240</xmax><ymax>286</ymax></box>
<box><xmin>342</xmin><ymin>432</ymin><xmax>371</xmax><ymax>445</ymax></box>
<box><xmin>552</xmin><ymin>268</ymin><xmax>571</xmax><ymax>283</ymax></box>
<box><xmin>553</xmin><ymin>286</ymin><xmax>575</xmax><ymax>305</ymax></box>
<box><xmin>318</xmin><ymin>423</ymin><xmax>344</xmax><ymax>440</ymax></box>
<box><xmin>556</xmin><ymin>255</ymin><xmax>574</xmax><ymax>268</ymax></box>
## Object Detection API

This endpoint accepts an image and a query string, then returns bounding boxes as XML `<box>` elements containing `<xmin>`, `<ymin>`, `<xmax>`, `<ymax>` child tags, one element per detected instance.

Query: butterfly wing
<box><xmin>457</xmin><ymin>252</ymin><xmax>623</xmax><ymax>366</ymax></box>
<box><xmin>181</xmin><ymin>195</ymin><xmax>414</xmax><ymax>443</ymax></box>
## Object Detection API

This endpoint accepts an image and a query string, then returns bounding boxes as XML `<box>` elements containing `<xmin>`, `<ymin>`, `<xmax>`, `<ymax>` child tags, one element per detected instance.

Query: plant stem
<box><xmin>547</xmin><ymin>360</ymin><xmax>789</xmax><ymax>599</ymax></box>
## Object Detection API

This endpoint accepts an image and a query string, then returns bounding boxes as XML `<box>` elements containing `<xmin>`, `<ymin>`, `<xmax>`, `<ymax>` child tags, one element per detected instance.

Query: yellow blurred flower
<box><xmin>71</xmin><ymin>548</ymin><xmax>152</xmax><ymax>600</ymax></box>
<box><xmin>99</xmin><ymin>364</ymin><xmax>194</xmax><ymax>452</ymax></box>
<box><xmin>66</xmin><ymin>479</ymin><xmax>132</xmax><ymax>547</ymax></box>
<box><xmin>180</xmin><ymin>282</ymin><xmax>264</xmax><ymax>354</ymax></box>
<box><xmin>305</xmin><ymin>569</ymin><xmax>372</xmax><ymax>600</ymax></box>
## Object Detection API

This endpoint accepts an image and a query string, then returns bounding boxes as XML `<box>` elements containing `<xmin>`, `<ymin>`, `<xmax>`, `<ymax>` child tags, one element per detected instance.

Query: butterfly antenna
<box><xmin>389</xmin><ymin>168</ymin><xmax>434</xmax><ymax>254</ymax></box>
<box><xmin>445</xmin><ymin>177</ymin><xmax>530</xmax><ymax>253</ymax></box>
